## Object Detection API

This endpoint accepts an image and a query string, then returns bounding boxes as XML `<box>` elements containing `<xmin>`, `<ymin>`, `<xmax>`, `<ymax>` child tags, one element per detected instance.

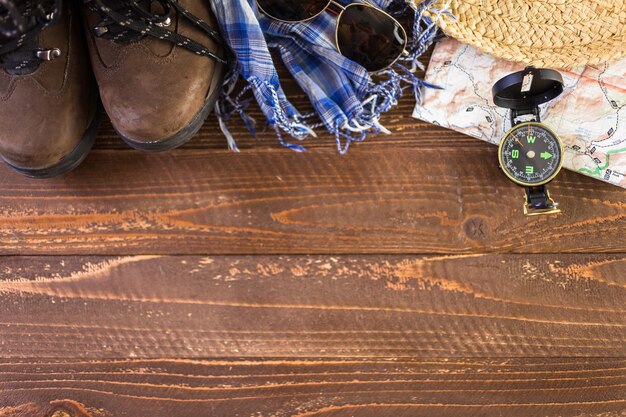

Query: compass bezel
<box><xmin>498</xmin><ymin>121</ymin><xmax>565</xmax><ymax>187</ymax></box>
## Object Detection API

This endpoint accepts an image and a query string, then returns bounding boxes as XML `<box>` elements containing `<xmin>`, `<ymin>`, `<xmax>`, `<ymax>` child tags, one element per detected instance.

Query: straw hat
<box><xmin>421</xmin><ymin>0</ymin><xmax>626</xmax><ymax>69</ymax></box>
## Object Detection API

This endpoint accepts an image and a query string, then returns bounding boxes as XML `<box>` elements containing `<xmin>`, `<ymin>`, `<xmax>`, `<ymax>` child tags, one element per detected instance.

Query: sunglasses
<box><xmin>256</xmin><ymin>0</ymin><xmax>408</xmax><ymax>72</ymax></box>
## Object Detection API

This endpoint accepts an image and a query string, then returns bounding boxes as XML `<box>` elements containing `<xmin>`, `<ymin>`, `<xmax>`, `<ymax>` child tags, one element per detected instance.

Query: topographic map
<box><xmin>413</xmin><ymin>38</ymin><xmax>626</xmax><ymax>188</ymax></box>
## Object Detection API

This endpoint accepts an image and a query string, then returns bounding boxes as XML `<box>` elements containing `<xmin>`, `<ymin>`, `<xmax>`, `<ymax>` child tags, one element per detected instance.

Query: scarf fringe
<box><xmin>217</xmin><ymin>0</ymin><xmax>449</xmax><ymax>153</ymax></box>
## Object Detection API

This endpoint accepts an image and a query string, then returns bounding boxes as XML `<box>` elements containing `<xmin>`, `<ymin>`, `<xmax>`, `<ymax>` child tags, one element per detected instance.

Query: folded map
<box><xmin>413</xmin><ymin>38</ymin><xmax>626</xmax><ymax>189</ymax></box>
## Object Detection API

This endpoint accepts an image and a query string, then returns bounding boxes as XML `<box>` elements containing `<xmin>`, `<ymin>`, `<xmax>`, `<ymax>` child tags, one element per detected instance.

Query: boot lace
<box><xmin>85</xmin><ymin>0</ymin><xmax>226</xmax><ymax>64</ymax></box>
<box><xmin>0</xmin><ymin>0</ymin><xmax>62</xmax><ymax>74</ymax></box>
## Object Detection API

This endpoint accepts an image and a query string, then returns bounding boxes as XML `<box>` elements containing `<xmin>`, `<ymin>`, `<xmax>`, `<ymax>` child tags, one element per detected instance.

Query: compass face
<box><xmin>498</xmin><ymin>122</ymin><xmax>564</xmax><ymax>186</ymax></box>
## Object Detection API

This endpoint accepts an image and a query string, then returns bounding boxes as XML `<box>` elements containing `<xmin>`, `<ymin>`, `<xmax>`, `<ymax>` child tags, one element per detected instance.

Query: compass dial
<box><xmin>498</xmin><ymin>122</ymin><xmax>564</xmax><ymax>186</ymax></box>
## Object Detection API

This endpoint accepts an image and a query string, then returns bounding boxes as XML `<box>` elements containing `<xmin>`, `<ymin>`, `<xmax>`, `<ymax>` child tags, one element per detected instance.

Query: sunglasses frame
<box><xmin>257</xmin><ymin>0</ymin><xmax>408</xmax><ymax>72</ymax></box>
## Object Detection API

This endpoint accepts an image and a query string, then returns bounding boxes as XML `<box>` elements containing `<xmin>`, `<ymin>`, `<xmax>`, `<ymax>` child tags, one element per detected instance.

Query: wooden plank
<box><xmin>0</xmin><ymin>147</ymin><xmax>624</xmax><ymax>255</ymax></box>
<box><xmin>0</xmin><ymin>358</ymin><xmax>624</xmax><ymax>417</ymax></box>
<box><xmin>0</xmin><ymin>255</ymin><xmax>624</xmax><ymax>359</ymax></box>
<box><xmin>92</xmin><ymin>96</ymin><xmax>480</xmax><ymax>151</ymax></box>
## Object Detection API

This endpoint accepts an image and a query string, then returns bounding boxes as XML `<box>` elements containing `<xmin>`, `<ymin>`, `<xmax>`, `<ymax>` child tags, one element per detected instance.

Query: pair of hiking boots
<box><xmin>0</xmin><ymin>0</ymin><xmax>225</xmax><ymax>178</ymax></box>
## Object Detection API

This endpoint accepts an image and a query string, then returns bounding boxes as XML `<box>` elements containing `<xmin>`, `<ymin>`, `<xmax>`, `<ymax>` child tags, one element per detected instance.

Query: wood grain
<box><xmin>0</xmin><ymin>255</ymin><xmax>623</xmax><ymax>359</ymax></box>
<box><xmin>1</xmin><ymin>48</ymin><xmax>624</xmax><ymax>416</ymax></box>
<box><xmin>0</xmin><ymin>147</ymin><xmax>623</xmax><ymax>255</ymax></box>
<box><xmin>0</xmin><ymin>358</ymin><xmax>624</xmax><ymax>417</ymax></box>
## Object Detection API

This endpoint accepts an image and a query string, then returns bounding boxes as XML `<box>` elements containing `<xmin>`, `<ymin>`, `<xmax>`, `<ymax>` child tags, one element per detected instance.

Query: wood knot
<box><xmin>0</xmin><ymin>402</ymin><xmax>92</xmax><ymax>417</ymax></box>
<box><xmin>462</xmin><ymin>217</ymin><xmax>489</xmax><ymax>241</ymax></box>
<box><xmin>47</xmin><ymin>400</ymin><xmax>93</xmax><ymax>417</ymax></box>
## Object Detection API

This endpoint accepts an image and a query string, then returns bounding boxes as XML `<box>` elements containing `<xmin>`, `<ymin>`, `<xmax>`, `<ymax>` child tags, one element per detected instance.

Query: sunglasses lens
<box><xmin>337</xmin><ymin>5</ymin><xmax>406</xmax><ymax>72</ymax></box>
<box><xmin>257</xmin><ymin>0</ymin><xmax>330</xmax><ymax>22</ymax></box>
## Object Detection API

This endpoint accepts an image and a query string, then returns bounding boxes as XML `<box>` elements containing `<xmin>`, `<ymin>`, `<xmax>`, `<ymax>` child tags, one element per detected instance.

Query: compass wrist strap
<box><xmin>525</xmin><ymin>185</ymin><xmax>551</xmax><ymax>209</ymax></box>
<box><xmin>524</xmin><ymin>185</ymin><xmax>560</xmax><ymax>216</ymax></box>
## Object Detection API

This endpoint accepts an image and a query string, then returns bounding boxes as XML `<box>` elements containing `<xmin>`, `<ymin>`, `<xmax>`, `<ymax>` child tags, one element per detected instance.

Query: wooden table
<box><xmin>0</xmin><ymin>68</ymin><xmax>624</xmax><ymax>417</ymax></box>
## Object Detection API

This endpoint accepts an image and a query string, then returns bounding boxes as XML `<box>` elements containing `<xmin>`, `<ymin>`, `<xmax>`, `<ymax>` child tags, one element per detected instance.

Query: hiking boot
<box><xmin>0</xmin><ymin>0</ymin><xmax>100</xmax><ymax>178</ymax></box>
<box><xmin>82</xmin><ymin>0</ymin><xmax>226</xmax><ymax>152</ymax></box>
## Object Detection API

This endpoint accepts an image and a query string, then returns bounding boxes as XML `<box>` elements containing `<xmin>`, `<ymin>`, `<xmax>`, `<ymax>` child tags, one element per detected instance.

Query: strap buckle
<box><xmin>523</xmin><ymin>189</ymin><xmax>561</xmax><ymax>217</ymax></box>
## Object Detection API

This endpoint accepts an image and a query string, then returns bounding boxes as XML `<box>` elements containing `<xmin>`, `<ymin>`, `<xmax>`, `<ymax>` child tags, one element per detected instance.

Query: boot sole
<box><xmin>117</xmin><ymin>61</ymin><xmax>225</xmax><ymax>153</ymax></box>
<box><xmin>3</xmin><ymin>103</ymin><xmax>102</xmax><ymax>179</ymax></box>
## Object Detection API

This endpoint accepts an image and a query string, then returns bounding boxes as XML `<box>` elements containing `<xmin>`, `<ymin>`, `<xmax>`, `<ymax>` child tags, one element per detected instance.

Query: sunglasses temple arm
<box><xmin>329</xmin><ymin>0</ymin><xmax>345</xmax><ymax>11</ymax></box>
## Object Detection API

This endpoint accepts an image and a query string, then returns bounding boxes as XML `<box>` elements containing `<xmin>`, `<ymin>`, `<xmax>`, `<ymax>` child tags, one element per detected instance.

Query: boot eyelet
<box><xmin>36</xmin><ymin>48</ymin><xmax>61</xmax><ymax>61</ymax></box>
<box><xmin>155</xmin><ymin>17</ymin><xmax>172</xmax><ymax>28</ymax></box>
<box><xmin>93</xmin><ymin>26</ymin><xmax>109</xmax><ymax>37</ymax></box>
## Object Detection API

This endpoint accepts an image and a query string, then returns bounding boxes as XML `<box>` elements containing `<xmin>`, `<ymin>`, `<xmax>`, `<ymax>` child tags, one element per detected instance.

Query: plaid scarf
<box><xmin>211</xmin><ymin>0</ymin><xmax>448</xmax><ymax>153</ymax></box>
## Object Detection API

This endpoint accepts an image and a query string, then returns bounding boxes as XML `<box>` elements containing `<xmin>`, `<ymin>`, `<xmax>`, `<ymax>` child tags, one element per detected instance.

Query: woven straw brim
<box><xmin>421</xmin><ymin>0</ymin><xmax>626</xmax><ymax>69</ymax></box>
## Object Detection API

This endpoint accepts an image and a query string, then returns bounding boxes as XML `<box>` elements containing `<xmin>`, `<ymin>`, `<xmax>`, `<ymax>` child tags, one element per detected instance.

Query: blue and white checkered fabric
<box><xmin>211</xmin><ymin>0</ymin><xmax>447</xmax><ymax>153</ymax></box>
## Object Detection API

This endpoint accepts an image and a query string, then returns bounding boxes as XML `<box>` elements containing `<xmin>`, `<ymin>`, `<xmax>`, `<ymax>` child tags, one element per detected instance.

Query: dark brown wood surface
<box><xmin>0</xmin><ymin>55</ymin><xmax>624</xmax><ymax>416</ymax></box>
<box><xmin>0</xmin><ymin>255</ymin><xmax>624</xmax><ymax>359</ymax></box>
<box><xmin>0</xmin><ymin>147</ymin><xmax>624</xmax><ymax>255</ymax></box>
<box><xmin>1</xmin><ymin>359</ymin><xmax>624</xmax><ymax>417</ymax></box>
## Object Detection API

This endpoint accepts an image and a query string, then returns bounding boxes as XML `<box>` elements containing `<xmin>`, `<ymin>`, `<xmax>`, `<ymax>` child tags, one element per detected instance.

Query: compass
<box><xmin>499</xmin><ymin>122</ymin><xmax>564</xmax><ymax>187</ymax></box>
<box><xmin>493</xmin><ymin>67</ymin><xmax>565</xmax><ymax>216</ymax></box>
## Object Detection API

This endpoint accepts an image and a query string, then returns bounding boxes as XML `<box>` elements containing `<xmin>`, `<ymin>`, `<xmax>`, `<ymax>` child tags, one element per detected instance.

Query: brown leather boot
<box><xmin>0</xmin><ymin>0</ymin><xmax>99</xmax><ymax>178</ymax></box>
<box><xmin>82</xmin><ymin>0</ymin><xmax>226</xmax><ymax>152</ymax></box>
